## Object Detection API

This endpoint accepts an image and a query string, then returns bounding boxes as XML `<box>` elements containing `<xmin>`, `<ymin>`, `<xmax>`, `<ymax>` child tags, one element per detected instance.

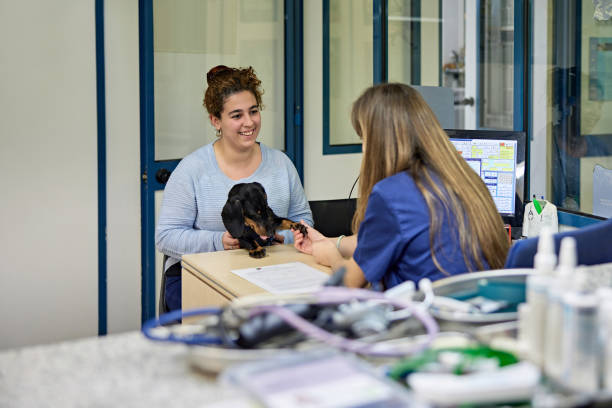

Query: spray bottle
<box><xmin>544</xmin><ymin>237</ymin><xmax>577</xmax><ymax>380</ymax></box>
<box><xmin>525</xmin><ymin>227</ymin><xmax>556</xmax><ymax>366</ymax></box>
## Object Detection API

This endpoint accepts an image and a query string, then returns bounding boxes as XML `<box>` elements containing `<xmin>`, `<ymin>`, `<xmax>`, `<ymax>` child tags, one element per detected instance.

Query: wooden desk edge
<box><xmin>182</xmin><ymin>260</ymin><xmax>239</xmax><ymax>300</ymax></box>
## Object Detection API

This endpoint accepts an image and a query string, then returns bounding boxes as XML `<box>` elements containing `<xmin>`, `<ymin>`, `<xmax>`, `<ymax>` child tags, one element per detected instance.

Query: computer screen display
<box><xmin>450</xmin><ymin>138</ymin><xmax>517</xmax><ymax>215</ymax></box>
<box><xmin>445</xmin><ymin>130</ymin><xmax>527</xmax><ymax>230</ymax></box>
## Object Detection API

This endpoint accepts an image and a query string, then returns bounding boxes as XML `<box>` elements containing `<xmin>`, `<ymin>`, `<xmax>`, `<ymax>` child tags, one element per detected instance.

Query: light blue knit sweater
<box><xmin>155</xmin><ymin>141</ymin><xmax>313</xmax><ymax>267</ymax></box>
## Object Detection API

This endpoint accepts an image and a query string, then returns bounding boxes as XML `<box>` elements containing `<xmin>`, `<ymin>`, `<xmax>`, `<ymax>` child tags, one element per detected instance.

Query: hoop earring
<box><xmin>216</xmin><ymin>128</ymin><xmax>222</xmax><ymax>137</ymax></box>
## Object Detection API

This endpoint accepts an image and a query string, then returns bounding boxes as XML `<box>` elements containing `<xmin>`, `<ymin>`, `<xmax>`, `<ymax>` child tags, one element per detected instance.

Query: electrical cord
<box><xmin>348</xmin><ymin>175</ymin><xmax>359</xmax><ymax>200</ymax></box>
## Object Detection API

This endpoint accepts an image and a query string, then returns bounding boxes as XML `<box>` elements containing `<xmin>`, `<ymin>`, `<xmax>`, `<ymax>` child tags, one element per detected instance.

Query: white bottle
<box><xmin>517</xmin><ymin>303</ymin><xmax>531</xmax><ymax>360</ymax></box>
<box><xmin>597</xmin><ymin>287</ymin><xmax>612</xmax><ymax>391</ymax></box>
<box><xmin>544</xmin><ymin>237</ymin><xmax>577</xmax><ymax>380</ymax></box>
<box><xmin>560</xmin><ymin>268</ymin><xmax>599</xmax><ymax>393</ymax></box>
<box><xmin>526</xmin><ymin>227</ymin><xmax>556</xmax><ymax>366</ymax></box>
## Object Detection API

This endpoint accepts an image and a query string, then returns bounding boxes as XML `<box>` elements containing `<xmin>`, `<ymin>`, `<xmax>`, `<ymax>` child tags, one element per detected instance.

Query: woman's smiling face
<box><xmin>211</xmin><ymin>90</ymin><xmax>261</xmax><ymax>150</ymax></box>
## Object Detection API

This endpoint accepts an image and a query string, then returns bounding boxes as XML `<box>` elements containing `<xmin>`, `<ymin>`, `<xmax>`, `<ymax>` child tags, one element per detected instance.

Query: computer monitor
<box><xmin>445</xmin><ymin>129</ymin><xmax>527</xmax><ymax>237</ymax></box>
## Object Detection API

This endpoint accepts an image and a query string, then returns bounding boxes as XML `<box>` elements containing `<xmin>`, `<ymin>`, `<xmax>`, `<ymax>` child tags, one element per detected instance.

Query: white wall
<box><xmin>303</xmin><ymin>0</ymin><xmax>362</xmax><ymax>200</ymax></box>
<box><xmin>0</xmin><ymin>0</ymin><xmax>99</xmax><ymax>349</ymax></box>
<box><xmin>0</xmin><ymin>0</ymin><xmax>362</xmax><ymax>350</ymax></box>
<box><xmin>530</xmin><ymin>0</ymin><xmax>549</xmax><ymax>200</ymax></box>
<box><xmin>0</xmin><ymin>0</ymin><xmax>142</xmax><ymax>350</ymax></box>
<box><xmin>105</xmin><ymin>0</ymin><xmax>142</xmax><ymax>334</ymax></box>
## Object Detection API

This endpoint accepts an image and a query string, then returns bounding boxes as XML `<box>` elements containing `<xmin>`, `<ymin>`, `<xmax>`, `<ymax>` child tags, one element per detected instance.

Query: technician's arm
<box><xmin>308</xmin><ymin>236</ymin><xmax>367</xmax><ymax>288</ymax></box>
<box><xmin>336</xmin><ymin>234</ymin><xmax>357</xmax><ymax>258</ymax></box>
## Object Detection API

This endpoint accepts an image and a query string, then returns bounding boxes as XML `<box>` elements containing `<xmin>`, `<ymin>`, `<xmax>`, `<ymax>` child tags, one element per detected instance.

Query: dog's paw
<box><xmin>291</xmin><ymin>222</ymin><xmax>308</xmax><ymax>236</ymax></box>
<box><xmin>249</xmin><ymin>247</ymin><xmax>266</xmax><ymax>258</ymax></box>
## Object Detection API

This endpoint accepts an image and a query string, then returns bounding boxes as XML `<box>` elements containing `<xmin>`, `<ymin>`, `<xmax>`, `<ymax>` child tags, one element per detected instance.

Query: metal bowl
<box><xmin>430</xmin><ymin>269</ymin><xmax>532</xmax><ymax>324</ymax></box>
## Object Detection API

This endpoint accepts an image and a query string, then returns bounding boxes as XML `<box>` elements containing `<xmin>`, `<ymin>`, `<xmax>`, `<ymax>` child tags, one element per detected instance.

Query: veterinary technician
<box><xmin>294</xmin><ymin>83</ymin><xmax>509</xmax><ymax>289</ymax></box>
<box><xmin>156</xmin><ymin>65</ymin><xmax>312</xmax><ymax>311</ymax></box>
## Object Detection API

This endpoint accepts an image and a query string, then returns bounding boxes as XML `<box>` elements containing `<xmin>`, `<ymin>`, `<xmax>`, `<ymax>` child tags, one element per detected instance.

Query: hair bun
<box><xmin>207</xmin><ymin>65</ymin><xmax>233</xmax><ymax>85</ymax></box>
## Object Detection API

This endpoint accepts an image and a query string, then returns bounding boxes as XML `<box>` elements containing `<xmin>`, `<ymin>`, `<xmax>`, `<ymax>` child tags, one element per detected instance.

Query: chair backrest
<box><xmin>308</xmin><ymin>198</ymin><xmax>356</xmax><ymax>237</ymax></box>
<box><xmin>159</xmin><ymin>255</ymin><xmax>170</xmax><ymax>315</ymax></box>
<box><xmin>505</xmin><ymin>218</ymin><xmax>612</xmax><ymax>268</ymax></box>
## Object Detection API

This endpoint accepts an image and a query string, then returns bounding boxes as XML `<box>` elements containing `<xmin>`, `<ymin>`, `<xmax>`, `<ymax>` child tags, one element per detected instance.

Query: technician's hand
<box><xmin>222</xmin><ymin>231</ymin><xmax>240</xmax><ymax>250</ymax></box>
<box><xmin>293</xmin><ymin>221</ymin><xmax>325</xmax><ymax>255</ymax></box>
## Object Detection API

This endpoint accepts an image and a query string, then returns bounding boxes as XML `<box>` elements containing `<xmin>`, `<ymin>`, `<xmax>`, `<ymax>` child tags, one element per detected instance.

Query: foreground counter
<box><xmin>0</xmin><ymin>331</ymin><xmax>247</xmax><ymax>407</ymax></box>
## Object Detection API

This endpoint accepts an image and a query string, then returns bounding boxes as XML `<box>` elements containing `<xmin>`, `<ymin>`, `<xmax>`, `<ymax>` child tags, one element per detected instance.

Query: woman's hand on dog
<box><xmin>222</xmin><ymin>231</ymin><xmax>240</xmax><ymax>250</ymax></box>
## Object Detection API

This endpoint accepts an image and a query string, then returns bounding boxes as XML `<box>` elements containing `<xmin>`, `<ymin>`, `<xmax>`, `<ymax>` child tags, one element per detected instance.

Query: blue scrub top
<box><xmin>353</xmin><ymin>171</ymin><xmax>486</xmax><ymax>288</ymax></box>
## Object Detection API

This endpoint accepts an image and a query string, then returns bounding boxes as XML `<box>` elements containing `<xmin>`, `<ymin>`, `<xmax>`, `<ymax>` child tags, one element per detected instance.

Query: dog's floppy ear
<box><xmin>222</xmin><ymin>198</ymin><xmax>245</xmax><ymax>238</ymax></box>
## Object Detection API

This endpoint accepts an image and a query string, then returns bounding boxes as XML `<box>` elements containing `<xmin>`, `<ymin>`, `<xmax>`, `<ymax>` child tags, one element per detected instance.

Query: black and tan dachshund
<box><xmin>221</xmin><ymin>182</ymin><xmax>308</xmax><ymax>258</ymax></box>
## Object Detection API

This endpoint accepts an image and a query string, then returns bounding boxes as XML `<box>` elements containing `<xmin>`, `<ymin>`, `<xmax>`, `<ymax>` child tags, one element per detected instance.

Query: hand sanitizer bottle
<box><xmin>544</xmin><ymin>237</ymin><xmax>577</xmax><ymax>380</ymax></box>
<box><xmin>526</xmin><ymin>227</ymin><xmax>556</xmax><ymax>366</ymax></box>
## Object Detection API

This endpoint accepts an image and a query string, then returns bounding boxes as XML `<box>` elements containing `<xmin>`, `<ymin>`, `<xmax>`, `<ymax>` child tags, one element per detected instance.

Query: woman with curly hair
<box><xmin>156</xmin><ymin>65</ymin><xmax>312</xmax><ymax>311</ymax></box>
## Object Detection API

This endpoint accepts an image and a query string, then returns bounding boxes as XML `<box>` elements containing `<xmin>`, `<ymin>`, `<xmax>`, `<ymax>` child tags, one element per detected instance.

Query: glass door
<box><xmin>386</xmin><ymin>0</ymin><xmax>524</xmax><ymax>131</ymax></box>
<box><xmin>139</xmin><ymin>0</ymin><xmax>296</xmax><ymax>321</ymax></box>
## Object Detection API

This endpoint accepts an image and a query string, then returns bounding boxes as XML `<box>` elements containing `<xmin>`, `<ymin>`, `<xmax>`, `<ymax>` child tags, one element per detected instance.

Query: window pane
<box><xmin>479</xmin><ymin>0</ymin><xmax>514</xmax><ymax>129</ymax></box>
<box><xmin>441</xmin><ymin>0</ymin><xmax>470</xmax><ymax>129</ymax></box>
<box><xmin>153</xmin><ymin>0</ymin><xmax>284</xmax><ymax>160</ymax></box>
<box><xmin>531</xmin><ymin>0</ymin><xmax>612</xmax><ymax>216</ymax></box>
<box><xmin>388</xmin><ymin>0</ymin><xmax>440</xmax><ymax>86</ymax></box>
<box><xmin>328</xmin><ymin>0</ymin><xmax>373</xmax><ymax>146</ymax></box>
<box><xmin>408</xmin><ymin>0</ymin><xmax>518</xmax><ymax>131</ymax></box>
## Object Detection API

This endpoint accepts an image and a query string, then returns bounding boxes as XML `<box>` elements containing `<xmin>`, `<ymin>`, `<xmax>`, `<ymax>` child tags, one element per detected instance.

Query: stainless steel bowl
<box><xmin>430</xmin><ymin>269</ymin><xmax>532</xmax><ymax>324</ymax></box>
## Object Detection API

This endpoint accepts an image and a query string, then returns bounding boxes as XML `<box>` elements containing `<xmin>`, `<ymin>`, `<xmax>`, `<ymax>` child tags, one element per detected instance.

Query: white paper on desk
<box><xmin>230</xmin><ymin>262</ymin><xmax>329</xmax><ymax>294</ymax></box>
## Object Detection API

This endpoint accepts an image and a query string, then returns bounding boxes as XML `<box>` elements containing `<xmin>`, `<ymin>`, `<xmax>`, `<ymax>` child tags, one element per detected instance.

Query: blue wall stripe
<box><xmin>373</xmin><ymin>0</ymin><xmax>385</xmax><ymax>84</ymax></box>
<box><xmin>284</xmin><ymin>0</ymin><xmax>304</xmax><ymax>180</ymax></box>
<box><xmin>410</xmin><ymin>0</ymin><xmax>421</xmax><ymax>85</ymax></box>
<box><xmin>94</xmin><ymin>0</ymin><xmax>107</xmax><ymax>336</ymax></box>
<box><xmin>513</xmin><ymin>0</ymin><xmax>525</xmax><ymax>132</ymax></box>
<box><xmin>475</xmin><ymin>0</ymin><xmax>481</xmax><ymax>128</ymax></box>
<box><xmin>295</xmin><ymin>0</ymin><xmax>304</xmax><ymax>179</ymax></box>
<box><xmin>139</xmin><ymin>0</ymin><xmax>157</xmax><ymax>322</ymax></box>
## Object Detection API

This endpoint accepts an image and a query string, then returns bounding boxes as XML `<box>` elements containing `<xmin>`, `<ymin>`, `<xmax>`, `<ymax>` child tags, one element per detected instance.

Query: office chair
<box><xmin>504</xmin><ymin>218</ymin><xmax>612</xmax><ymax>268</ymax></box>
<box><xmin>308</xmin><ymin>198</ymin><xmax>356</xmax><ymax>237</ymax></box>
<box><xmin>159</xmin><ymin>255</ymin><xmax>170</xmax><ymax>315</ymax></box>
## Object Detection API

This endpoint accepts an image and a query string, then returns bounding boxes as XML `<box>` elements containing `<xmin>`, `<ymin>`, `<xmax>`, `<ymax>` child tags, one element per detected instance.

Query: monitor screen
<box><xmin>445</xmin><ymin>129</ymin><xmax>527</xmax><ymax>233</ymax></box>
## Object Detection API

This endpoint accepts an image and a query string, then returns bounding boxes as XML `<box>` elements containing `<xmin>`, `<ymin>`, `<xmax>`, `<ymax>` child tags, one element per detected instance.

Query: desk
<box><xmin>181</xmin><ymin>244</ymin><xmax>331</xmax><ymax>310</ymax></box>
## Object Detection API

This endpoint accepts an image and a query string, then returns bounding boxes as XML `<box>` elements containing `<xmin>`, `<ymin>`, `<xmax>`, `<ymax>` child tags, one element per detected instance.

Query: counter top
<box><xmin>0</xmin><ymin>331</ymin><xmax>246</xmax><ymax>407</ymax></box>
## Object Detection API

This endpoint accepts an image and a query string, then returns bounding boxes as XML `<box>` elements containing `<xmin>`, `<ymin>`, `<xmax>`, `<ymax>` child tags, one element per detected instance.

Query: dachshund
<box><xmin>221</xmin><ymin>182</ymin><xmax>308</xmax><ymax>258</ymax></box>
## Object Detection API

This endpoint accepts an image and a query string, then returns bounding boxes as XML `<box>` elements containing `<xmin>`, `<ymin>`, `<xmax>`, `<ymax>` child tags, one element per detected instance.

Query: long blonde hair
<box><xmin>351</xmin><ymin>83</ymin><xmax>509</xmax><ymax>271</ymax></box>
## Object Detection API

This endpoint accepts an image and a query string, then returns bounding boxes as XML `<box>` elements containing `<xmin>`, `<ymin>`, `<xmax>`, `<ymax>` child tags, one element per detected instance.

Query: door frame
<box><xmin>138</xmin><ymin>0</ymin><xmax>304</xmax><ymax>322</ymax></box>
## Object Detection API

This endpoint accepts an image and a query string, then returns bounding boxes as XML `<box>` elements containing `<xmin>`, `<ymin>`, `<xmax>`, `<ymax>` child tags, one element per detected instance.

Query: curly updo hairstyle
<box><xmin>203</xmin><ymin>65</ymin><xmax>264</xmax><ymax>118</ymax></box>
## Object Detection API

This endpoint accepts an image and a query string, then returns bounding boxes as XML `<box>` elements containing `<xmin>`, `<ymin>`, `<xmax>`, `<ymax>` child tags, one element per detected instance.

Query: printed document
<box><xmin>231</xmin><ymin>262</ymin><xmax>329</xmax><ymax>294</ymax></box>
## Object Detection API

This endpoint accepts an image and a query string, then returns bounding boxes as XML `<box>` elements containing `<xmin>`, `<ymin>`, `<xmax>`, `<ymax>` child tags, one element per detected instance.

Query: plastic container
<box><xmin>560</xmin><ymin>269</ymin><xmax>599</xmax><ymax>393</ymax></box>
<box><xmin>544</xmin><ymin>237</ymin><xmax>577</xmax><ymax>380</ymax></box>
<box><xmin>526</xmin><ymin>228</ymin><xmax>556</xmax><ymax>366</ymax></box>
